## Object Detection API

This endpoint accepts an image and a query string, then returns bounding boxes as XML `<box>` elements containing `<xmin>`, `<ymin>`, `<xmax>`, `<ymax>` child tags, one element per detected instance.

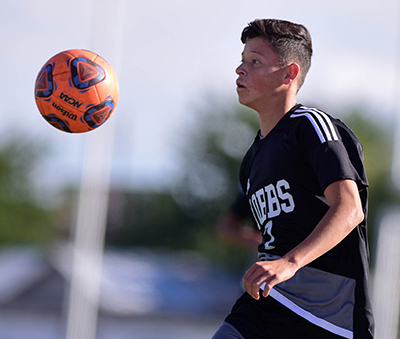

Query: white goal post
<box><xmin>372</xmin><ymin>207</ymin><xmax>400</xmax><ymax>339</ymax></box>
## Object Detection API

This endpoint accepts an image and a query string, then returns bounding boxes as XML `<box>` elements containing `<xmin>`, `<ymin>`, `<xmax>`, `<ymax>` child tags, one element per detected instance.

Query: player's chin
<box><xmin>237</xmin><ymin>94</ymin><xmax>252</xmax><ymax>108</ymax></box>
<box><xmin>236</xmin><ymin>91</ymin><xmax>247</xmax><ymax>103</ymax></box>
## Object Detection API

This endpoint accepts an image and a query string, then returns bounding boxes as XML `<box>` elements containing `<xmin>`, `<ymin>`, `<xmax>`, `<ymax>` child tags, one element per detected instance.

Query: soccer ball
<box><xmin>34</xmin><ymin>49</ymin><xmax>119</xmax><ymax>133</ymax></box>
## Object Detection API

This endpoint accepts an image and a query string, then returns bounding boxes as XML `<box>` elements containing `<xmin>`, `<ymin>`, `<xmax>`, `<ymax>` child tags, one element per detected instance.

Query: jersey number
<box><xmin>263</xmin><ymin>220</ymin><xmax>275</xmax><ymax>250</ymax></box>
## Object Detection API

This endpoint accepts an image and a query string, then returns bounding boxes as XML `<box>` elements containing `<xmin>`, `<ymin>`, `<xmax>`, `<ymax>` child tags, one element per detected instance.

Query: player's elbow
<box><xmin>350</xmin><ymin>202</ymin><xmax>364</xmax><ymax>228</ymax></box>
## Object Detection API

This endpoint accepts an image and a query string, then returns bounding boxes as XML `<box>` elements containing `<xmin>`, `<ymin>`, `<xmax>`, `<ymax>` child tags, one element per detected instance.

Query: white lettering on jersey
<box><xmin>249</xmin><ymin>179</ymin><xmax>295</xmax><ymax>227</ymax></box>
<box><xmin>249</xmin><ymin>180</ymin><xmax>295</xmax><ymax>250</ymax></box>
<box><xmin>255</xmin><ymin>189</ymin><xmax>267</xmax><ymax>224</ymax></box>
<box><xmin>251</xmin><ymin>194</ymin><xmax>263</xmax><ymax>225</ymax></box>
<box><xmin>265</xmin><ymin>184</ymin><xmax>281</xmax><ymax>218</ymax></box>
<box><xmin>277</xmin><ymin>179</ymin><xmax>295</xmax><ymax>213</ymax></box>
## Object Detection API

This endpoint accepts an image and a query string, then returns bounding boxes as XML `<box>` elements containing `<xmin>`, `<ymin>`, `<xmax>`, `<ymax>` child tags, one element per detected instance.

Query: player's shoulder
<box><xmin>287</xmin><ymin>105</ymin><xmax>341</xmax><ymax>144</ymax></box>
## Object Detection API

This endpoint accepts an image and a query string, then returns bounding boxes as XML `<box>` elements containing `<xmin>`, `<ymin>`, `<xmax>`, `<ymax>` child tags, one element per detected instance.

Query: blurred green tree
<box><xmin>343</xmin><ymin>110</ymin><xmax>395</xmax><ymax>250</ymax></box>
<box><xmin>106</xmin><ymin>191</ymin><xmax>194</xmax><ymax>249</ymax></box>
<box><xmin>105</xmin><ymin>97</ymin><xmax>259</xmax><ymax>271</ymax></box>
<box><xmin>170</xmin><ymin>96</ymin><xmax>260</xmax><ymax>269</ymax></box>
<box><xmin>0</xmin><ymin>134</ymin><xmax>56</xmax><ymax>244</ymax></box>
<box><xmin>172</xmin><ymin>96</ymin><xmax>258</xmax><ymax>211</ymax></box>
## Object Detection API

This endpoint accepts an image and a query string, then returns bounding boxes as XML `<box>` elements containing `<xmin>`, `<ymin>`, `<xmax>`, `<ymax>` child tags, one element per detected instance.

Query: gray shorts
<box><xmin>212</xmin><ymin>321</ymin><xmax>245</xmax><ymax>339</ymax></box>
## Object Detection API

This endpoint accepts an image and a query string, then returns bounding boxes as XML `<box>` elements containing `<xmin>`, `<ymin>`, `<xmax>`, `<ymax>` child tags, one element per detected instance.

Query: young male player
<box><xmin>212</xmin><ymin>19</ymin><xmax>374</xmax><ymax>339</ymax></box>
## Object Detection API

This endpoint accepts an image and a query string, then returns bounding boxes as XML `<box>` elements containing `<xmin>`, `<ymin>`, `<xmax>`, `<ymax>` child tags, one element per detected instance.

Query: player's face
<box><xmin>236</xmin><ymin>37</ymin><xmax>288</xmax><ymax>111</ymax></box>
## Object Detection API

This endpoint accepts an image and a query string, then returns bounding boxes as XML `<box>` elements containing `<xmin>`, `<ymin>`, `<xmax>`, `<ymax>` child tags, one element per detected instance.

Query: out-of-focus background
<box><xmin>1</xmin><ymin>0</ymin><xmax>400</xmax><ymax>338</ymax></box>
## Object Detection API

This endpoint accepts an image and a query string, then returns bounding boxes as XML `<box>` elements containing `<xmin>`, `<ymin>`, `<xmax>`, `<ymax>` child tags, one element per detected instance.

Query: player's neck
<box><xmin>258</xmin><ymin>97</ymin><xmax>297</xmax><ymax>137</ymax></box>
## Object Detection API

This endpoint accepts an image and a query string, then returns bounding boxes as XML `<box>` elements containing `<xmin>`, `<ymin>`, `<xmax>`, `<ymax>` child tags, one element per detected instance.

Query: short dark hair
<box><xmin>241</xmin><ymin>19</ymin><xmax>313</xmax><ymax>90</ymax></box>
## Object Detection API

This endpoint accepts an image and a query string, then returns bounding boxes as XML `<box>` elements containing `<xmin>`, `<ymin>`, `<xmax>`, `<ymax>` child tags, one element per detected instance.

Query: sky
<box><xmin>1</xmin><ymin>0</ymin><xmax>400</xmax><ymax>197</ymax></box>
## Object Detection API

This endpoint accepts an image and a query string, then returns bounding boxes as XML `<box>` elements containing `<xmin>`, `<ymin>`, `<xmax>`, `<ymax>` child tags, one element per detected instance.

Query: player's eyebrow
<box><xmin>242</xmin><ymin>50</ymin><xmax>266</xmax><ymax>58</ymax></box>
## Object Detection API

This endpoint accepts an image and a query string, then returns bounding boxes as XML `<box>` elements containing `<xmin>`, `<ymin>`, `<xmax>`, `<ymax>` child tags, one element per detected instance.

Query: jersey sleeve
<box><xmin>291</xmin><ymin>110</ymin><xmax>368</xmax><ymax>193</ymax></box>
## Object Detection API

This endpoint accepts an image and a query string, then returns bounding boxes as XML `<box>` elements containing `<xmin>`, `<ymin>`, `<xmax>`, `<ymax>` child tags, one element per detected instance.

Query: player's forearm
<box><xmin>282</xmin><ymin>200</ymin><xmax>363</xmax><ymax>270</ymax></box>
<box><xmin>217</xmin><ymin>213</ymin><xmax>262</xmax><ymax>250</ymax></box>
<box><xmin>249</xmin><ymin>204</ymin><xmax>363</xmax><ymax>299</ymax></box>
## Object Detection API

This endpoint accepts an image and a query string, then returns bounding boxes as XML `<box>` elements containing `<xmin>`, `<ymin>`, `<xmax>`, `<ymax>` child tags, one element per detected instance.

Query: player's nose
<box><xmin>236</xmin><ymin>63</ymin><xmax>247</xmax><ymax>76</ymax></box>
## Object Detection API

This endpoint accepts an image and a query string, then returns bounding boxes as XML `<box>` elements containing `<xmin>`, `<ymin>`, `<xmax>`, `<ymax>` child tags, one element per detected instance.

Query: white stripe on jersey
<box><xmin>290</xmin><ymin>107</ymin><xmax>339</xmax><ymax>143</ymax></box>
<box><xmin>266</xmin><ymin>287</ymin><xmax>354</xmax><ymax>338</ymax></box>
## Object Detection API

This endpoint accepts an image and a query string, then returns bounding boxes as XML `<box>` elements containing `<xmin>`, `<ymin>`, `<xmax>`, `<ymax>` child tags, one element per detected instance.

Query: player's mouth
<box><xmin>236</xmin><ymin>80</ymin><xmax>247</xmax><ymax>91</ymax></box>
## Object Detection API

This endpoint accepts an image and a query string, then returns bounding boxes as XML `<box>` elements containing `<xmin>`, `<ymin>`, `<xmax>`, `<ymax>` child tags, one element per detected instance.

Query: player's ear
<box><xmin>283</xmin><ymin>63</ymin><xmax>300</xmax><ymax>84</ymax></box>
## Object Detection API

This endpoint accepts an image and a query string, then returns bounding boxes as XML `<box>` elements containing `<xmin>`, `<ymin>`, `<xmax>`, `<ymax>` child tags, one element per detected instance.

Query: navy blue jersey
<box><xmin>234</xmin><ymin>104</ymin><xmax>374</xmax><ymax>338</ymax></box>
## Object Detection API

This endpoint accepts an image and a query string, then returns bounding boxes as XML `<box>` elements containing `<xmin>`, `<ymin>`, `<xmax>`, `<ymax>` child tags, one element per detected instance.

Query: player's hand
<box><xmin>242</xmin><ymin>258</ymin><xmax>298</xmax><ymax>300</ymax></box>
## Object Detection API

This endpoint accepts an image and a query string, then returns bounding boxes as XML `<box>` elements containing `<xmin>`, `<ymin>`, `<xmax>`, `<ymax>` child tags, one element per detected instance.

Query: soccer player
<box><xmin>212</xmin><ymin>19</ymin><xmax>374</xmax><ymax>339</ymax></box>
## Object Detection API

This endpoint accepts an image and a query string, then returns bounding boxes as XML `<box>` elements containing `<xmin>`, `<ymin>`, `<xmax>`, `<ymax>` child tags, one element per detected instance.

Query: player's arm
<box><xmin>217</xmin><ymin>212</ymin><xmax>262</xmax><ymax>252</ymax></box>
<box><xmin>242</xmin><ymin>178</ymin><xmax>364</xmax><ymax>300</ymax></box>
